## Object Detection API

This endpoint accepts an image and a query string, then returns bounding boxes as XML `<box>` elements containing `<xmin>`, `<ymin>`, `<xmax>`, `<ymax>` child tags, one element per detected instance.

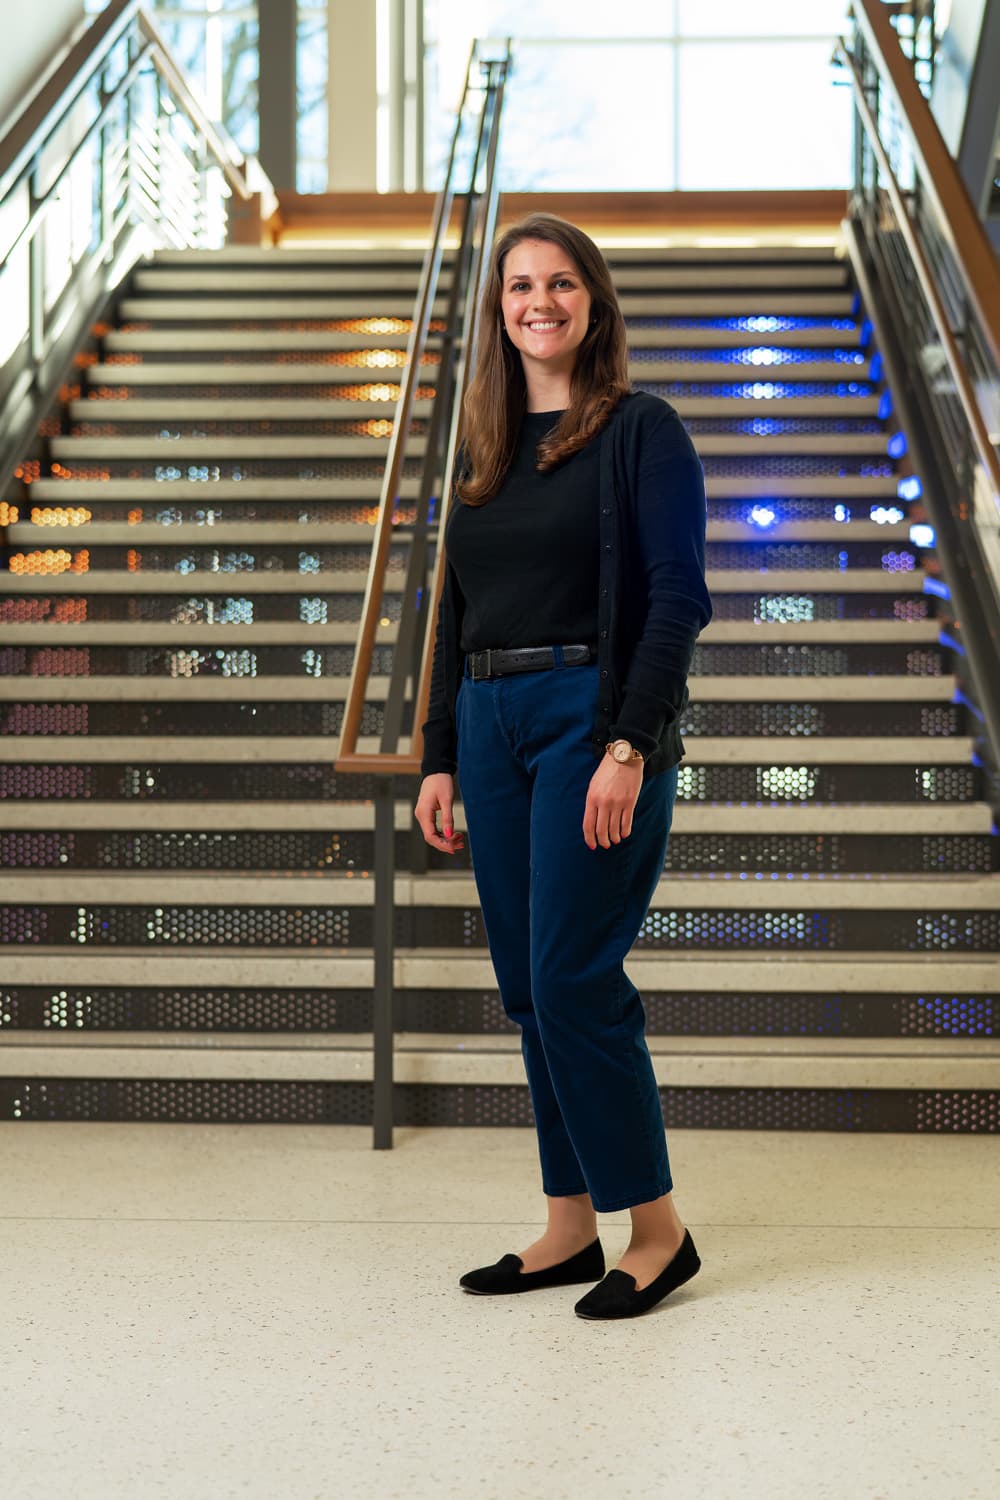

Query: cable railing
<box><xmin>0</xmin><ymin>0</ymin><xmax>276</xmax><ymax>496</ymax></box>
<box><xmin>334</xmin><ymin>39</ymin><xmax>511</xmax><ymax>1148</ymax></box>
<box><xmin>838</xmin><ymin>0</ymin><xmax>1000</xmax><ymax>769</ymax></box>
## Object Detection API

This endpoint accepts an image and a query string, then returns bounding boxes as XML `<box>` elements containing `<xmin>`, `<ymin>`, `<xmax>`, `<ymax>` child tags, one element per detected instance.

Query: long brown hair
<box><xmin>456</xmin><ymin>214</ymin><xmax>631</xmax><ymax>506</ymax></box>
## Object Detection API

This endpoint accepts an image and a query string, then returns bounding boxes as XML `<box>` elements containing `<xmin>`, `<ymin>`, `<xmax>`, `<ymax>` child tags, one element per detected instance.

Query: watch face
<box><xmin>614</xmin><ymin>743</ymin><xmax>629</xmax><ymax>761</ymax></box>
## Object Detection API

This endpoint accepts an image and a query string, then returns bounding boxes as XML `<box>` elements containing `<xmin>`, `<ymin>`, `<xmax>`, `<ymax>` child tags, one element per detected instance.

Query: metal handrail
<box><xmin>0</xmin><ymin>0</ymin><xmax>257</xmax><ymax>204</ymax></box>
<box><xmin>335</xmin><ymin>42</ymin><xmax>511</xmax><ymax>777</ymax></box>
<box><xmin>847</xmin><ymin>0</ymin><xmax>1000</xmax><ymax>372</ymax></box>
<box><xmin>332</xmin><ymin>40</ymin><xmax>511</xmax><ymax>1150</ymax></box>
<box><xmin>836</xmin><ymin>33</ymin><xmax>1000</xmax><ymax>508</ymax></box>
<box><xmin>0</xmin><ymin>0</ymin><xmax>276</xmax><ymax>497</ymax></box>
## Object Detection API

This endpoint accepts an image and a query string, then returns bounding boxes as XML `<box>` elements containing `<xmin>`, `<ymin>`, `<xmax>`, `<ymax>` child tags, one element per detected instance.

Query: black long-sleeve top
<box><xmin>445</xmin><ymin>407</ymin><xmax>601</xmax><ymax>654</ymax></box>
<box><xmin>420</xmin><ymin>392</ymin><xmax>712</xmax><ymax>780</ymax></box>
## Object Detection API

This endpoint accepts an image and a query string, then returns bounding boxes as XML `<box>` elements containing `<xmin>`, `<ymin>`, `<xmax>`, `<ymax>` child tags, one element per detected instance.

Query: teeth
<box><xmin>528</xmin><ymin>321</ymin><xmax>561</xmax><ymax>330</ymax></box>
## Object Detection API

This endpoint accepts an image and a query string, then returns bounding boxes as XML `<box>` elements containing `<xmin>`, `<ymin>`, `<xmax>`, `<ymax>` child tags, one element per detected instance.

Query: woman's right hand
<box><xmin>414</xmin><ymin>773</ymin><xmax>466</xmax><ymax>855</ymax></box>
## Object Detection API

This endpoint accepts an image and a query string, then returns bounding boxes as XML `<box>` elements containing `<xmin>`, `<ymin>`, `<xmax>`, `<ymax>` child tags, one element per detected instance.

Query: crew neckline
<box><xmin>524</xmin><ymin>408</ymin><xmax>565</xmax><ymax>419</ymax></box>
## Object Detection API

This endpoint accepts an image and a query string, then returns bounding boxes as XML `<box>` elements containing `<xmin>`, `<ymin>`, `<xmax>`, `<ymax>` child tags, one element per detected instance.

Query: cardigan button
<box><xmin>600</xmin><ymin>669</ymin><xmax>608</xmax><ymax>678</ymax></box>
<box><xmin>602</xmin><ymin>507</ymin><xmax>611</xmax><ymax>515</ymax></box>
<box><xmin>600</xmin><ymin>629</ymin><xmax>608</xmax><ymax>638</ymax></box>
<box><xmin>603</xmin><ymin>544</ymin><xmax>612</xmax><ymax>552</ymax></box>
<box><xmin>601</xmin><ymin>587</ymin><xmax>608</xmax><ymax>596</ymax></box>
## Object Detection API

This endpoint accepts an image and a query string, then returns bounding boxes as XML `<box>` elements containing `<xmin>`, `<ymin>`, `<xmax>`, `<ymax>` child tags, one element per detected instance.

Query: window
<box><xmin>423</xmin><ymin>0</ymin><xmax>852</xmax><ymax>192</ymax></box>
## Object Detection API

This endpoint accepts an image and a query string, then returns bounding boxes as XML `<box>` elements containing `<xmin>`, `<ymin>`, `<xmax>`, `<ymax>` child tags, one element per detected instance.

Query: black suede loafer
<box><xmin>573</xmin><ymin>1228</ymin><xmax>701</xmax><ymax>1320</ymax></box>
<box><xmin>460</xmin><ymin>1238</ymin><xmax>605</xmax><ymax>1295</ymax></box>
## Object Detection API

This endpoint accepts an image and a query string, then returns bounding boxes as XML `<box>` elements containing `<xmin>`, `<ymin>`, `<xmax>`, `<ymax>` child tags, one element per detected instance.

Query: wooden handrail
<box><xmin>334</xmin><ymin>45</ymin><xmax>510</xmax><ymax>778</ymax></box>
<box><xmin>838</xmin><ymin>16</ymin><xmax>1000</xmax><ymax>506</ymax></box>
<box><xmin>852</xmin><ymin>0</ymin><xmax>1000</xmax><ymax>372</ymax></box>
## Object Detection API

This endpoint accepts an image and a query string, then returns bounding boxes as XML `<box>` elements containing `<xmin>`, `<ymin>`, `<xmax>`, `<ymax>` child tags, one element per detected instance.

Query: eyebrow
<box><xmin>505</xmin><ymin>268</ymin><xmax>578</xmax><ymax>285</ymax></box>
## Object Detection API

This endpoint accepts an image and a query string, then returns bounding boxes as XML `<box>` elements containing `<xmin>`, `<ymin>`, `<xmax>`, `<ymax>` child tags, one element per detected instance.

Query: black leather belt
<box><xmin>466</xmin><ymin>645</ymin><xmax>593</xmax><ymax>681</ymax></box>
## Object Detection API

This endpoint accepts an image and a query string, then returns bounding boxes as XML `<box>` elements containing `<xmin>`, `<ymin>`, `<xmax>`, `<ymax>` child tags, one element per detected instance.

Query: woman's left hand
<box><xmin>583</xmin><ymin>756</ymin><xmax>644</xmax><ymax>850</ymax></box>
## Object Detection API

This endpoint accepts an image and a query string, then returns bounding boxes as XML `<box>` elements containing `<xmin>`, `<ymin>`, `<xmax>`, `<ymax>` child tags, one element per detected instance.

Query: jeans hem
<box><xmin>589</xmin><ymin>1179</ymin><xmax>674</xmax><ymax>1215</ymax></box>
<box><xmin>542</xmin><ymin>1182</ymin><xmax>591</xmax><ymax>1199</ymax></box>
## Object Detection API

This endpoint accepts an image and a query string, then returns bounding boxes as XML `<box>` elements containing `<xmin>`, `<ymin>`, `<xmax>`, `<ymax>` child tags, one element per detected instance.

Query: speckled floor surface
<box><xmin>1</xmin><ymin>1124</ymin><xmax>997</xmax><ymax>1500</ymax></box>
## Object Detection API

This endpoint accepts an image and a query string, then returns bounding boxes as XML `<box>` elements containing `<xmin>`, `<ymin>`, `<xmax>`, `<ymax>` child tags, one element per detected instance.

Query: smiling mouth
<box><xmin>525</xmin><ymin>320</ymin><xmax>565</xmax><ymax>331</ymax></box>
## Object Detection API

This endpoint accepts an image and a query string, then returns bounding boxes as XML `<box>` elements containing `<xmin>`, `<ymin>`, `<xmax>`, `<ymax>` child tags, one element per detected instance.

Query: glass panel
<box><xmin>479</xmin><ymin>0</ymin><xmax>676</xmax><ymax>38</ymax></box>
<box><xmin>677</xmin><ymin>1</ymin><xmax>849</xmax><ymax>36</ymax></box>
<box><xmin>297</xmin><ymin>0</ymin><xmax>328</xmax><ymax>191</ymax></box>
<box><xmin>678</xmin><ymin>40</ymin><xmax>852</xmax><ymax>189</ymax></box>
<box><xmin>502</xmin><ymin>41</ymin><xmax>674</xmax><ymax>190</ymax></box>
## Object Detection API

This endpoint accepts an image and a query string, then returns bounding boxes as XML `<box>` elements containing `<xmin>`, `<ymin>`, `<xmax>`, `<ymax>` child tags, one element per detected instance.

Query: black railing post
<box><xmin>372</xmin><ymin>774</ymin><xmax>396</xmax><ymax>1149</ymax></box>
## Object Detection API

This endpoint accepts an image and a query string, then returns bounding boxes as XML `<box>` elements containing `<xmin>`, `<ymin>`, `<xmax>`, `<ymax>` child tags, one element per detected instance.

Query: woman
<box><xmin>414</xmin><ymin>214</ymin><xmax>712</xmax><ymax>1320</ymax></box>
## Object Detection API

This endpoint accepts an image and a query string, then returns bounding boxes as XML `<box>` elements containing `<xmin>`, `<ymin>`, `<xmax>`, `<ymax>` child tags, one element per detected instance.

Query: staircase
<box><xmin>1</xmin><ymin>242</ymin><xmax>998</xmax><ymax>1131</ymax></box>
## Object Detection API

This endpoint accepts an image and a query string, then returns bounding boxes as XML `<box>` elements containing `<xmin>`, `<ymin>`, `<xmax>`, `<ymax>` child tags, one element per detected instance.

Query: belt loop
<box><xmin>552</xmin><ymin>645</ymin><xmax>565</xmax><ymax>670</ymax></box>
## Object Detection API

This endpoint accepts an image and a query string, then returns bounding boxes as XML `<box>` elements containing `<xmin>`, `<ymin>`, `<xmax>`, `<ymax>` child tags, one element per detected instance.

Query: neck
<box><xmin>522</xmin><ymin>362</ymin><xmax>572</xmax><ymax>413</ymax></box>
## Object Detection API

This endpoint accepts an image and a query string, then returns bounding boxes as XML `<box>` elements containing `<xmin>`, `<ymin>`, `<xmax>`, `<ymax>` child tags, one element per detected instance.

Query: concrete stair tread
<box><xmin>69</xmin><ymin>397</ymin><xmax>881</xmax><ymax>420</ymax></box>
<box><xmin>0</xmin><ymin>676</ymin><xmax>958</xmax><ymax>702</ymax></box>
<box><xmin>0</xmin><ymin>619</ymin><xmax>943</xmax><ymax>645</ymax></box>
<box><xmin>49</xmin><ymin>433</ymin><xmax>888</xmax><ymax>457</ymax></box>
<box><xmin>88</xmin><ymin>359</ymin><xmax>870</xmax><ymax>384</ymax></box>
<box><xmin>0</xmin><ymin>736</ymin><xmax>975</xmax><ymax>763</ymax></box>
<box><xmin>2</xmin><ymin>1034</ymin><xmax>995</xmax><ymax>1089</ymax></box>
<box><xmin>120</xmin><ymin>294</ymin><xmax>855</xmax><ymax>320</ymax></box>
<box><xmin>2</xmin><ymin>803</ymin><xmax>991</xmax><ymax>835</ymax></box>
<box><xmin>5</xmin><ymin>520</ymin><xmax>915</xmax><ymax>546</ymax></box>
<box><xmin>24</xmin><ymin>475</ymin><xmax>903</xmax><ymax>500</ymax></box>
<box><xmin>0</xmin><ymin>571</ymin><xmax>929</xmax><ymax>594</ymax></box>
<box><xmin>2</xmin><ymin>873</ymin><xmax>997</xmax><ymax>904</ymax></box>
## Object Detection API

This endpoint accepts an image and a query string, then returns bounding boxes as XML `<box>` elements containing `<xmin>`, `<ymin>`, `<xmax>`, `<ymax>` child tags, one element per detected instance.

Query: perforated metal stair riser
<box><xmin>1</xmin><ymin>246</ymin><xmax>998</xmax><ymax>1131</ymax></box>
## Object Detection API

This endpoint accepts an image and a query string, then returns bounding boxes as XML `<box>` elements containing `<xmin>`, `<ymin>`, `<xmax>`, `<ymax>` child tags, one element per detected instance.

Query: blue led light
<box><xmin>833</xmin><ymin>504</ymin><xmax>850</xmax><ymax>522</ymax></box>
<box><xmin>909</xmin><ymin>522</ymin><xmax>936</xmax><ymax>549</ymax></box>
<box><xmin>870</xmin><ymin>505</ymin><xmax>905</xmax><ymax>524</ymax></box>
<box><xmin>869</xmin><ymin>352</ymin><xmax>883</xmax><ymax>381</ymax></box>
<box><xmin>877</xmin><ymin>391</ymin><xmax>893</xmax><ymax>421</ymax></box>
<box><xmin>888</xmin><ymin>431</ymin><xmax>908</xmax><ymax>459</ymax></box>
<box><xmin>749</xmin><ymin>504</ymin><xmax>777</xmax><ymax>528</ymax></box>
<box><xmin>923</xmin><ymin>575</ymin><xmax>951</xmax><ymax>599</ymax></box>
<box><xmin>898</xmin><ymin>475</ymin><xmax>923</xmax><ymax>501</ymax></box>
<box><xmin>860</xmin><ymin>318</ymin><xmax>873</xmax><ymax>348</ymax></box>
<box><xmin>937</xmin><ymin>629</ymin><xmax>965</xmax><ymax>656</ymax></box>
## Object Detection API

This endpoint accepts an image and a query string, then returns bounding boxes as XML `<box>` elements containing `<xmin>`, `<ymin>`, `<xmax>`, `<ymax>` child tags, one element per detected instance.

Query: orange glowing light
<box><xmin>0</xmin><ymin>503</ymin><xmax>20</xmax><ymax>525</ymax></box>
<box><xmin>30</xmin><ymin>506</ymin><xmax>92</xmax><ymax>527</ymax></box>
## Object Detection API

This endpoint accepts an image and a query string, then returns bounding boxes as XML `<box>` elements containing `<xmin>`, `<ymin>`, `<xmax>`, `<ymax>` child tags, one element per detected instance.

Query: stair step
<box><xmin>25</xmin><ymin>475</ymin><xmax>904</xmax><ymax>501</ymax></box>
<box><xmin>119</xmin><ymin>293</ymin><xmax>856</xmax><ymax>321</ymax></box>
<box><xmin>3</xmin><ymin>949</ymin><xmax>996</xmax><ymax>994</ymax></box>
<box><xmin>4</xmin><ymin>519</ymin><xmax>914</xmax><ymax>546</ymax></box>
<box><xmin>68</xmin><ymin>395</ymin><xmax>882</xmax><ymax>420</ymax></box>
<box><xmin>87</xmin><ymin>359</ymin><xmax>870</xmax><ymax>385</ymax></box>
<box><xmin>146</xmin><ymin>244</ymin><xmax>840</xmax><ymax>265</ymax></box>
<box><xmin>134</xmin><ymin>269</ymin><xmax>447</xmax><ymax>295</ymax></box>
<box><xmin>48</xmin><ymin>433</ymin><xmax>889</xmax><ymax>458</ymax></box>
<box><xmin>0</xmin><ymin>676</ymin><xmax>957</xmax><ymax>702</ymax></box>
<box><xmin>69</xmin><ymin>399</ymin><xmax>432</xmax><ymax>423</ymax></box>
<box><xmin>133</xmin><ymin>265</ymin><xmax>847</xmax><ymax>293</ymax></box>
<box><xmin>1</xmin><ymin>1033</ymin><xmax>996</xmax><ymax>1091</ymax></box>
<box><xmin>0</xmin><ymin>735</ymin><xmax>975</xmax><ymax>764</ymax></box>
<box><xmin>0</xmin><ymin>618</ymin><xmax>941</xmax><ymax>645</ymax></box>
<box><xmin>101</xmin><ymin>326</ymin><xmax>861</xmax><ymax>353</ymax></box>
<box><xmin>119</xmin><ymin>297</ymin><xmax>450</xmax><ymax>321</ymax></box>
<box><xmin>8</xmin><ymin>872</ymin><xmax>1000</xmax><ymax>902</ymax></box>
<box><xmin>1</xmin><ymin>804</ymin><xmax>991</xmax><ymax>834</ymax></box>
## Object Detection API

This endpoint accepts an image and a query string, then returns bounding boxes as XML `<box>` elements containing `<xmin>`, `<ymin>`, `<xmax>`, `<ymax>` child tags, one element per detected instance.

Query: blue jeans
<box><xmin>456</xmin><ymin>652</ymin><xmax>678</xmax><ymax>1214</ymax></box>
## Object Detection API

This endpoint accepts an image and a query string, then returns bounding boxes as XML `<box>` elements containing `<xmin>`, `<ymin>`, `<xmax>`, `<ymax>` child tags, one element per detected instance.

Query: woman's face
<box><xmin>499</xmin><ymin>238</ymin><xmax>592</xmax><ymax>378</ymax></box>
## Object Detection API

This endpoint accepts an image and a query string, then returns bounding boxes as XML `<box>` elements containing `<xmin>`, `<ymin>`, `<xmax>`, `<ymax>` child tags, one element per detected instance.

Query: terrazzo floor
<box><xmin>1</xmin><ymin>1123</ymin><xmax>997</xmax><ymax>1500</ymax></box>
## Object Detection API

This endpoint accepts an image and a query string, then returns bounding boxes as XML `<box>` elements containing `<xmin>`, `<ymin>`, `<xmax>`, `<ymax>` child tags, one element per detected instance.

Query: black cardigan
<box><xmin>419</xmin><ymin>391</ymin><xmax>712</xmax><ymax>779</ymax></box>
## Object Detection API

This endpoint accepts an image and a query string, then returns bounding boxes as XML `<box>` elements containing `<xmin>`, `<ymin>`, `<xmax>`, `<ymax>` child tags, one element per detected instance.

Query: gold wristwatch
<box><xmin>606</xmin><ymin>738</ymin><xmax>644</xmax><ymax>764</ymax></box>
